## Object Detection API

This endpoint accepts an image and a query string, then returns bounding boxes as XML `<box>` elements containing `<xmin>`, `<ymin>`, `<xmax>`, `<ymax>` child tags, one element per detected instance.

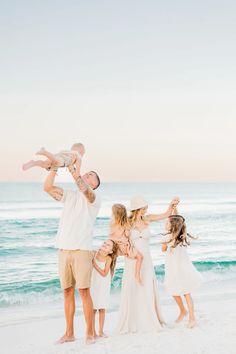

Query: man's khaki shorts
<box><xmin>58</xmin><ymin>249</ymin><xmax>93</xmax><ymax>289</ymax></box>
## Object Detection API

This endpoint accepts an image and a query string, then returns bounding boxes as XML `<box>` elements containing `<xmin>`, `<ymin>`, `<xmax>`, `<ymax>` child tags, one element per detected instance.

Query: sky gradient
<box><xmin>1</xmin><ymin>0</ymin><xmax>236</xmax><ymax>182</ymax></box>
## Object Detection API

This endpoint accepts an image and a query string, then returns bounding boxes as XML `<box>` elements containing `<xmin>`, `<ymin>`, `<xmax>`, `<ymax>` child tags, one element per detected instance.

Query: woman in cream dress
<box><xmin>116</xmin><ymin>195</ymin><xmax>179</xmax><ymax>333</ymax></box>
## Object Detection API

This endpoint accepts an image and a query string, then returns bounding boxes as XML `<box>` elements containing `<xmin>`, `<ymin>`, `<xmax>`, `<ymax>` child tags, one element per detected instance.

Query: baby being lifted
<box><xmin>22</xmin><ymin>143</ymin><xmax>85</xmax><ymax>172</ymax></box>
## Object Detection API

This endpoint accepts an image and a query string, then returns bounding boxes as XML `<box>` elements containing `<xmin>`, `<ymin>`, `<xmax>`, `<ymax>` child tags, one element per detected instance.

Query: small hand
<box><xmin>171</xmin><ymin>196</ymin><xmax>180</xmax><ymax>207</ymax></box>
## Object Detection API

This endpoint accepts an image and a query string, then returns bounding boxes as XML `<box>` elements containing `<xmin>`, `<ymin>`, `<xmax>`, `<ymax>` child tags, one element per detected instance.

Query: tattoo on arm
<box><xmin>84</xmin><ymin>188</ymin><xmax>96</xmax><ymax>203</ymax></box>
<box><xmin>76</xmin><ymin>176</ymin><xmax>95</xmax><ymax>203</ymax></box>
<box><xmin>50</xmin><ymin>187</ymin><xmax>63</xmax><ymax>201</ymax></box>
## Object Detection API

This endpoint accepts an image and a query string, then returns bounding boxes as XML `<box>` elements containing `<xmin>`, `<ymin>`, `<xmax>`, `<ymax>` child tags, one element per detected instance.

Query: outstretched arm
<box><xmin>68</xmin><ymin>160</ymin><xmax>81</xmax><ymax>181</ymax></box>
<box><xmin>68</xmin><ymin>165</ymin><xmax>96</xmax><ymax>204</ymax></box>
<box><xmin>44</xmin><ymin>171</ymin><xmax>64</xmax><ymax>201</ymax></box>
<box><xmin>146</xmin><ymin>197</ymin><xmax>180</xmax><ymax>222</ymax></box>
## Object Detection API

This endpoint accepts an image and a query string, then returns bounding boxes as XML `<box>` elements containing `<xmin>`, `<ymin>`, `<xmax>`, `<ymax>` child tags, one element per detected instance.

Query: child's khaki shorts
<box><xmin>58</xmin><ymin>249</ymin><xmax>93</xmax><ymax>289</ymax></box>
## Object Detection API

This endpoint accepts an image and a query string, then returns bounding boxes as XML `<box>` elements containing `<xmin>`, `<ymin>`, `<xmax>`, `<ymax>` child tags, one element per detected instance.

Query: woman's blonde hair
<box><xmin>167</xmin><ymin>215</ymin><xmax>196</xmax><ymax>248</ymax></box>
<box><xmin>112</xmin><ymin>204</ymin><xmax>129</xmax><ymax>227</ymax></box>
<box><xmin>129</xmin><ymin>209</ymin><xmax>149</xmax><ymax>227</ymax></box>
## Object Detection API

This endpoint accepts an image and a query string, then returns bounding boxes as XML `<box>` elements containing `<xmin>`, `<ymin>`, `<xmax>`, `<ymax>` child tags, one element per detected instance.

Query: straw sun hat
<box><xmin>130</xmin><ymin>195</ymin><xmax>148</xmax><ymax>211</ymax></box>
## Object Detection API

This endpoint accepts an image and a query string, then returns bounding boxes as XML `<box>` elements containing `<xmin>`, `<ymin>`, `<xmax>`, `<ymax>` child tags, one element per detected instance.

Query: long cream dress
<box><xmin>116</xmin><ymin>227</ymin><xmax>165</xmax><ymax>333</ymax></box>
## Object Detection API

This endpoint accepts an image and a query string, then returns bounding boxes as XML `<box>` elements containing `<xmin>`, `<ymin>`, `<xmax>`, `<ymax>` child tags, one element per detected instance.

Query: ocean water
<box><xmin>1</xmin><ymin>182</ymin><xmax>236</xmax><ymax>324</ymax></box>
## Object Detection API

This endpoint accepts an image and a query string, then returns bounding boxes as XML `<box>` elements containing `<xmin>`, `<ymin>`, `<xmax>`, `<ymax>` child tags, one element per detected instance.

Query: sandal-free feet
<box><xmin>55</xmin><ymin>334</ymin><xmax>75</xmax><ymax>344</ymax></box>
<box><xmin>99</xmin><ymin>333</ymin><xmax>108</xmax><ymax>338</ymax></box>
<box><xmin>175</xmin><ymin>310</ymin><xmax>188</xmax><ymax>323</ymax></box>
<box><xmin>22</xmin><ymin>160</ymin><xmax>36</xmax><ymax>171</ymax></box>
<box><xmin>188</xmin><ymin>319</ymin><xmax>197</xmax><ymax>329</ymax></box>
<box><xmin>85</xmin><ymin>335</ymin><xmax>95</xmax><ymax>345</ymax></box>
<box><xmin>36</xmin><ymin>147</ymin><xmax>46</xmax><ymax>155</ymax></box>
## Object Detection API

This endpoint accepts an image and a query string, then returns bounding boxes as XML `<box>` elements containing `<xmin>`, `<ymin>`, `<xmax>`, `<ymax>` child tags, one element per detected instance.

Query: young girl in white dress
<box><xmin>161</xmin><ymin>211</ymin><xmax>202</xmax><ymax>328</ymax></box>
<box><xmin>90</xmin><ymin>239</ymin><xmax>118</xmax><ymax>338</ymax></box>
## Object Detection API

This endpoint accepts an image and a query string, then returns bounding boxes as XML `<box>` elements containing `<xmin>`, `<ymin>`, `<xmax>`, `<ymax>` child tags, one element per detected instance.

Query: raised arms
<box><xmin>146</xmin><ymin>197</ymin><xmax>180</xmax><ymax>222</ymax></box>
<box><xmin>68</xmin><ymin>164</ymin><xmax>96</xmax><ymax>204</ymax></box>
<box><xmin>44</xmin><ymin>171</ymin><xmax>64</xmax><ymax>201</ymax></box>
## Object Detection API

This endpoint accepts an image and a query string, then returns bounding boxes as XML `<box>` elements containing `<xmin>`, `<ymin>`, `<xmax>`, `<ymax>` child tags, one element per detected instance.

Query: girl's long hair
<box><xmin>111</xmin><ymin>204</ymin><xmax>129</xmax><ymax>227</ymax></box>
<box><xmin>108</xmin><ymin>240</ymin><xmax>119</xmax><ymax>277</ymax></box>
<box><xmin>167</xmin><ymin>215</ymin><xmax>196</xmax><ymax>248</ymax></box>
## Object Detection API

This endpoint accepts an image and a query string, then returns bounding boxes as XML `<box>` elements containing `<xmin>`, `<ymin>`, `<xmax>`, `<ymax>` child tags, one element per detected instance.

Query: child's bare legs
<box><xmin>22</xmin><ymin>159</ymin><xmax>51</xmax><ymax>171</ymax></box>
<box><xmin>92</xmin><ymin>309</ymin><xmax>98</xmax><ymax>338</ymax></box>
<box><xmin>36</xmin><ymin>147</ymin><xmax>58</xmax><ymax>164</ymax></box>
<box><xmin>134</xmin><ymin>252</ymin><xmax>143</xmax><ymax>285</ymax></box>
<box><xmin>98</xmin><ymin>309</ymin><xmax>107</xmax><ymax>337</ymax></box>
<box><xmin>184</xmin><ymin>293</ymin><xmax>196</xmax><ymax>328</ymax></box>
<box><xmin>173</xmin><ymin>295</ymin><xmax>188</xmax><ymax>323</ymax></box>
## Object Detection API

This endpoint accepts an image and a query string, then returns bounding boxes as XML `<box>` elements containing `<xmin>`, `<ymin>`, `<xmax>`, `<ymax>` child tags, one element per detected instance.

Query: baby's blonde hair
<box><xmin>71</xmin><ymin>143</ymin><xmax>85</xmax><ymax>154</ymax></box>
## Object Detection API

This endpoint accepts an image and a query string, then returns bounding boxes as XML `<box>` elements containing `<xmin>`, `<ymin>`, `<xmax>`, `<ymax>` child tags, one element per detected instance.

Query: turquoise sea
<box><xmin>1</xmin><ymin>182</ymin><xmax>236</xmax><ymax>325</ymax></box>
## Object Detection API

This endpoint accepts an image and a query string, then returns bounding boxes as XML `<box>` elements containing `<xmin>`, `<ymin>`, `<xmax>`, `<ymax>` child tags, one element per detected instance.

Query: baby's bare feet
<box><xmin>22</xmin><ymin>160</ymin><xmax>36</xmax><ymax>171</ymax></box>
<box><xmin>175</xmin><ymin>310</ymin><xmax>188</xmax><ymax>323</ymax></box>
<box><xmin>36</xmin><ymin>147</ymin><xmax>46</xmax><ymax>155</ymax></box>
<box><xmin>55</xmin><ymin>334</ymin><xmax>75</xmax><ymax>344</ymax></box>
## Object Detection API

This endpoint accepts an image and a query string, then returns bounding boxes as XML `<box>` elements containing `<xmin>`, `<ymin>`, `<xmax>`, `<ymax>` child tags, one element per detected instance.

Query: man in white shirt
<box><xmin>44</xmin><ymin>167</ymin><xmax>101</xmax><ymax>345</ymax></box>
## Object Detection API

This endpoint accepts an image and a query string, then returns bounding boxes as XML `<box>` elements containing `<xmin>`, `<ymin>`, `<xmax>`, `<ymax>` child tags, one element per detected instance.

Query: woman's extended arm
<box><xmin>146</xmin><ymin>197</ymin><xmax>180</xmax><ymax>222</ymax></box>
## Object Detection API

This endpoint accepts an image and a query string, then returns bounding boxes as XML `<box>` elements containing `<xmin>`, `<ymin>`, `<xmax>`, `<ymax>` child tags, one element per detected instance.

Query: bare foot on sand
<box><xmin>55</xmin><ymin>334</ymin><xmax>76</xmax><ymax>344</ymax></box>
<box><xmin>85</xmin><ymin>335</ymin><xmax>95</xmax><ymax>345</ymax></box>
<box><xmin>175</xmin><ymin>310</ymin><xmax>188</xmax><ymax>323</ymax></box>
<box><xmin>22</xmin><ymin>160</ymin><xmax>36</xmax><ymax>171</ymax></box>
<box><xmin>99</xmin><ymin>333</ymin><xmax>108</xmax><ymax>338</ymax></box>
<box><xmin>188</xmin><ymin>319</ymin><xmax>197</xmax><ymax>329</ymax></box>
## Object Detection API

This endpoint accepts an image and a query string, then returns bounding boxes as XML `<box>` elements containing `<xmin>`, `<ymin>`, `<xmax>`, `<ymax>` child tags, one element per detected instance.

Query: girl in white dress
<box><xmin>90</xmin><ymin>239</ymin><xmax>118</xmax><ymax>338</ymax></box>
<box><xmin>116</xmin><ymin>195</ymin><xmax>180</xmax><ymax>334</ymax></box>
<box><xmin>161</xmin><ymin>212</ymin><xmax>202</xmax><ymax>328</ymax></box>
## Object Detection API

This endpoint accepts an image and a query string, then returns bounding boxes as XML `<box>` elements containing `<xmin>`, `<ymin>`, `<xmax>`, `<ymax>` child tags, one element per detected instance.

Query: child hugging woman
<box><xmin>90</xmin><ymin>239</ymin><xmax>118</xmax><ymax>338</ymax></box>
<box><xmin>161</xmin><ymin>210</ymin><xmax>202</xmax><ymax>328</ymax></box>
<box><xmin>109</xmin><ymin>204</ymin><xmax>143</xmax><ymax>284</ymax></box>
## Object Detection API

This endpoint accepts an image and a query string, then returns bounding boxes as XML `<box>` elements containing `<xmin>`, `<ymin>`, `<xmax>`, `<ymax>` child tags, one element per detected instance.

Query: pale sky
<box><xmin>1</xmin><ymin>0</ymin><xmax>236</xmax><ymax>182</ymax></box>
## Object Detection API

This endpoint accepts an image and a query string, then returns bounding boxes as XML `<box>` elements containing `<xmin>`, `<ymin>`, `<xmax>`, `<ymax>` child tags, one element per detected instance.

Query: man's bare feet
<box><xmin>22</xmin><ymin>160</ymin><xmax>36</xmax><ymax>171</ymax></box>
<box><xmin>55</xmin><ymin>334</ymin><xmax>75</xmax><ymax>344</ymax></box>
<box><xmin>175</xmin><ymin>309</ymin><xmax>188</xmax><ymax>323</ymax></box>
<box><xmin>85</xmin><ymin>335</ymin><xmax>95</xmax><ymax>345</ymax></box>
<box><xmin>188</xmin><ymin>319</ymin><xmax>197</xmax><ymax>329</ymax></box>
<box><xmin>36</xmin><ymin>147</ymin><xmax>46</xmax><ymax>156</ymax></box>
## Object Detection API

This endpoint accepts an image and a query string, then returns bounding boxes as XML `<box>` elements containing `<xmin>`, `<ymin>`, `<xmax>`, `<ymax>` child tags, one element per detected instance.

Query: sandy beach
<box><xmin>1</xmin><ymin>183</ymin><xmax>236</xmax><ymax>354</ymax></box>
<box><xmin>1</xmin><ymin>294</ymin><xmax>235</xmax><ymax>354</ymax></box>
